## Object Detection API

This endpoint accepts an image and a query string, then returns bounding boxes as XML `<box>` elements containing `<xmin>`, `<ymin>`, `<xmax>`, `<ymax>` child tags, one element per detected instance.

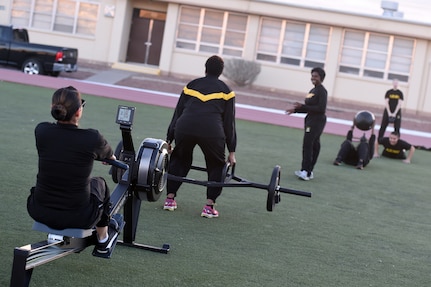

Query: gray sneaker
<box><xmin>294</xmin><ymin>170</ymin><xmax>310</xmax><ymax>181</ymax></box>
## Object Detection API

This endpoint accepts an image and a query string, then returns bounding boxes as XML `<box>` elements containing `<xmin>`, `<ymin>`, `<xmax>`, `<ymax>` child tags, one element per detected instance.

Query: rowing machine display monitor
<box><xmin>116</xmin><ymin>105</ymin><xmax>135</xmax><ymax>126</ymax></box>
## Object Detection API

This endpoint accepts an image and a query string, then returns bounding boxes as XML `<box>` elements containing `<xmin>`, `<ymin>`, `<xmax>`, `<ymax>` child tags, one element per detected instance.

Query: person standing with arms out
<box><xmin>286</xmin><ymin>67</ymin><xmax>327</xmax><ymax>181</ymax></box>
<box><xmin>164</xmin><ymin>55</ymin><xmax>237</xmax><ymax>218</ymax></box>
<box><xmin>27</xmin><ymin>86</ymin><xmax>119</xmax><ymax>255</ymax></box>
<box><xmin>374</xmin><ymin>79</ymin><xmax>403</xmax><ymax>157</ymax></box>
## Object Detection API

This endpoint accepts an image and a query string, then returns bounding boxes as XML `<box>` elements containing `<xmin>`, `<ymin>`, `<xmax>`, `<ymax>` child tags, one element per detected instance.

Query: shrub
<box><xmin>223</xmin><ymin>58</ymin><xmax>261</xmax><ymax>87</ymax></box>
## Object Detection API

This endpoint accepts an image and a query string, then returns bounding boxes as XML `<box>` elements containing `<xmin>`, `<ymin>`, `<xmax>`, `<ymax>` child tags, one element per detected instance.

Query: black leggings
<box><xmin>167</xmin><ymin>132</ymin><xmax>226</xmax><ymax>202</ymax></box>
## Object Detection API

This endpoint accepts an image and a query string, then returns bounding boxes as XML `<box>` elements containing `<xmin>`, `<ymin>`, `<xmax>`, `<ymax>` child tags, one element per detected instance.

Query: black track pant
<box><xmin>378</xmin><ymin>109</ymin><xmax>401</xmax><ymax>139</ymax></box>
<box><xmin>301</xmin><ymin>114</ymin><xmax>326</xmax><ymax>175</ymax></box>
<box><xmin>27</xmin><ymin>177</ymin><xmax>111</xmax><ymax>229</ymax></box>
<box><xmin>336</xmin><ymin>140</ymin><xmax>371</xmax><ymax>167</ymax></box>
<box><xmin>167</xmin><ymin>132</ymin><xmax>226</xmax><ymax>202</ymax></box>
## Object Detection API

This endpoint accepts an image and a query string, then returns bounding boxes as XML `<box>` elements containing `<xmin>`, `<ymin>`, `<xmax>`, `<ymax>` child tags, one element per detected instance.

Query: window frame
<box><xmin>339</xmin><ymin>29</ymin><xmax>415</xmax><ymax>82</ymax></box>
<box><xmin>175</xmin><ymin>6</ymin><xmax>248</xmax><ymax>57</ymax></box>
<box><xmin>256</xmin><ymin>17</ymin><xmax>331</xmax><ymax>69</ymax></box>
<box><xmin>11</xmin><ymin>0</ymin><xmax>99</xmax><ymax>37</ymax></box>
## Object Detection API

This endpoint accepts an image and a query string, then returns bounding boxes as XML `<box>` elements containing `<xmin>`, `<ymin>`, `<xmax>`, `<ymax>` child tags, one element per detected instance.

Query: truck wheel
<box><xmin>22</xmin><ymin>59</ymin><xmax>44</xmax><ymax>75</ymax></box>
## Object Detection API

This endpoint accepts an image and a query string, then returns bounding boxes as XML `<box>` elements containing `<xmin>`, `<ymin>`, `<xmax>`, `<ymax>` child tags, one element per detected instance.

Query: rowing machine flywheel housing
<box><xmin>135</xmin><ymin>138</ymin><xmax>169</xmax><ymax>202</ymax></box>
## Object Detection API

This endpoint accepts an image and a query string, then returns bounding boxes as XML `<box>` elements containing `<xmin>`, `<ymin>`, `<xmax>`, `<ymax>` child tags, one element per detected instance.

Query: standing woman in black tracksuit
<box><xmin>286</xmin><ymin>67</ymin><xmax>327</xmax><ymax>181</ymax></box>
<box><xmin>164</xmin><ymin>55</ymin><xmax>237</xmax><ymax>218</ymax></box>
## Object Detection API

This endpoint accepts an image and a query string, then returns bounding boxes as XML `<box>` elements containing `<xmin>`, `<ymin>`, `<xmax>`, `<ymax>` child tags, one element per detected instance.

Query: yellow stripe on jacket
<box><xmin>183</xmin><ymin>87</ymin><xmax>235</xmax><ymax>102</ymax></box>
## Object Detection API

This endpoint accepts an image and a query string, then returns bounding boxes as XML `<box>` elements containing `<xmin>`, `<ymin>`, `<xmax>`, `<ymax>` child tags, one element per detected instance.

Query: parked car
<box><xmin>0</xmin><ymin>25</ymin><xmax>78</xmax><ymax>77</ymax></box>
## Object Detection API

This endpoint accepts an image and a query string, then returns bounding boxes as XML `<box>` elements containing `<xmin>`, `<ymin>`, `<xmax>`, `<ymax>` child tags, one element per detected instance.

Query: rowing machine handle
<box><xmin>103</xmin><ymin>158</ymin><xmax>129</xmax><ymax>170</ymax></box>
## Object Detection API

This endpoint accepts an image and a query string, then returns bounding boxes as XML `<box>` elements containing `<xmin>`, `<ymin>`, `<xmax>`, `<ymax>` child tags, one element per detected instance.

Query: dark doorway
<box><xmin>126</xmin><ymin>9</ymin><xmax>166</xmax><ymax>66</ymax></box>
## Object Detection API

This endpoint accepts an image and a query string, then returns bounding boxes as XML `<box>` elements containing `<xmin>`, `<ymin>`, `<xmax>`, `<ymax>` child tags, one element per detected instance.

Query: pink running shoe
<box><xmin>201</xmin><ymin>205</ymin><xmax>219</xmax><ymax>218</ymax></box>
<box><xmin>163</xmin><ymin>198</ymin><xmax>177</xmax><ymax>211</ymax></box>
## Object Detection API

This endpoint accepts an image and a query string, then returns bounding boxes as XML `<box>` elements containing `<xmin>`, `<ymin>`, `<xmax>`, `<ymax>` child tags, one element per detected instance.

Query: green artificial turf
<box><xmin>1</xmin><ymin>81</ymin><xmax>430</xmax><ymax>287</ymax></box>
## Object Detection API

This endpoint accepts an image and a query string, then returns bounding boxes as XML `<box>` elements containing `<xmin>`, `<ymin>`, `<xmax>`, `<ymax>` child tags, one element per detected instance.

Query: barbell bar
<box><xmin>167</xmin><ymin>163</ymin><xmax>312</xmax><ymax>212</ymax></box>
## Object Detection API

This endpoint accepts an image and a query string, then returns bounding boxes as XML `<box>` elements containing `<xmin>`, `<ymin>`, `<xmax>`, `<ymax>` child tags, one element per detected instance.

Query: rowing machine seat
<box><xmin>32</xmin><ymin>221</ymin><xmax>94</xmax><ymax>238</ymax></box>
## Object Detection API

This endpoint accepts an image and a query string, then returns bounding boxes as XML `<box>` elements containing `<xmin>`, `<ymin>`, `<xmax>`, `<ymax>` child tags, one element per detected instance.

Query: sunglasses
<box><xmin>81</xmin><ymin>99</ymin><xmax>86</xmax><ymax>108</ymax></box>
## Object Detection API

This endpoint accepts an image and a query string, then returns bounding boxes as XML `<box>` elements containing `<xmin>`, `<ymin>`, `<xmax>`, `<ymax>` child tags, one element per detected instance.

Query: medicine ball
<box><xmin>354</xmin><ymin>110</ymin><xmax>375</xmax><ymax>131</ymax></box>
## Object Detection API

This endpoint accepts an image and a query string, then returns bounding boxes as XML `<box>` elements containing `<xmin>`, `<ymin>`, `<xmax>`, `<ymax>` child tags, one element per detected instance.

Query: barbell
<box><xmin>110</xmin><ymin>105</ymin><xmax>312</xmax><ymax>211</ymax></box>
<box><xmin>168</xmin><ymin>163</ymin><xmax>312</xmax><ymax>211</ymax></box>
<box><xmin>111</xmin><ymin>138</ymin><xmax>311</xmax><ymax>211</ymax></box>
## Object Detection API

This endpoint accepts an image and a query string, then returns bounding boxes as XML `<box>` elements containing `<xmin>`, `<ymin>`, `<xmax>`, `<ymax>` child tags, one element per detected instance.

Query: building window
<box><xmin>11</xmin><ymin>0</ymin><xmax>99</xmax><ymax>37</ymax></box>
<box><xmin>339</xmin><ymin>30</ymin><xmax>414</xmax><ymax>82</ymax></box>
<box><xmin>256</xmin><ymin>17</ymin><xmax>331</xmax><ymax>68</ymax></box>
<box><xmin>175</xmin><ymin>6</ymin><xmax>248</xmax><ymax>57</ymax></box>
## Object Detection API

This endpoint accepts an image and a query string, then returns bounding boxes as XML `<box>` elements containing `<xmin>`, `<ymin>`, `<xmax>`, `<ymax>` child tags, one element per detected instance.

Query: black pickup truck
<box><xmin>0</xmin><ymin>25</ymin><xmax>78</xmax><ymax>77</ymax></box>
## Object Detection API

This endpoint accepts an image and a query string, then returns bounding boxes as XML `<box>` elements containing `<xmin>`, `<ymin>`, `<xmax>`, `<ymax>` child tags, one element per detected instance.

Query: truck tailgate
<box><xmin>61</xmin><ymin>48</ymin><xmax>78</xmax><ymax>65</ymax></box>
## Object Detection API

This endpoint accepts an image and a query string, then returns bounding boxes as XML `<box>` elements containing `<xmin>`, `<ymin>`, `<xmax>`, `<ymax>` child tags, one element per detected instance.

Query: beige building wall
<box><xmin>421</xmin><ymin>46</ymin><xmax>431</xmax><ymax>113</ymax></box>
<box><xmin>0</xmin><ymin>1</ymin><xmax>11</xmax><ymax>24</ymax></box>
<box><xmin>1</xmin><ymin>0</ymin><xmax>118</xmax><ymax>63</ymax></box>
<box><xmin>157</xmin><ymin>0</ymin><xmax>431</xmax><ymax>115</ymax></box>
<box><xmin>1</xmin><ymin>0</ymin><xmax>431</xmax><ymax>115</ymax></box>
<box><xmin>107</xmin><ymin>1</ymin><xmax>131</xmax><ymax>63</ymax></box>
<box><xmin>157</xmin><ymin>3</ymin><xmax>179</xmax><ymax>74</ymax></box>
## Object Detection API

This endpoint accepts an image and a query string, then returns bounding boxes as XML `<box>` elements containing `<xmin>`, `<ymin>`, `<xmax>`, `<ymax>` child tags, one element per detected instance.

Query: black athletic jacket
<box><xmin>33</xmin><ymin>122</ymin><xmax>113</xmax><ymax>209</ymax></box>
<box><xmin>295</xmin><ymin>84</ymin><xmax>327</xmax><ymax>116</ymax></box>
<box><xmin>167</xmin><ymin>75</ymin><xmax>237</xmax><ymax>152</ymax></box>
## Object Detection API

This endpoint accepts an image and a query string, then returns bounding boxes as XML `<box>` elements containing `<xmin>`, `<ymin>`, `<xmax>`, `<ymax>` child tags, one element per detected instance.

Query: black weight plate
<box><xmin>266</xmin><ymin>165</ymin><xmax>281</xmax><ymax>211</ymax></box>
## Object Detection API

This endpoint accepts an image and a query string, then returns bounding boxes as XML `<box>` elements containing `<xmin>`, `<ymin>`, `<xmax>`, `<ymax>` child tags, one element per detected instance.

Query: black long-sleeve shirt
<box><xmin>34</xmin><ymin>122</ymin><xmax>113</xmax><ymax>209</ymax></box>
<box><xmin>295</xmin><ymin>84</ymin><xmax>327</xmax><ymax>116</ymax></box>
<box><xmin>167</xmin><ymin>75</ymin><xmax>237</xmax><ymax>152</ymax></box>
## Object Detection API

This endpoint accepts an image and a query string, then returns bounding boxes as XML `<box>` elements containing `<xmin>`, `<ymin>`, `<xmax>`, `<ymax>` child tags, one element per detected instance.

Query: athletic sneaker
<box><xmin>294</xmin><ymin>170</ymin><xmax>310</xmax><ymax>181</ymax></box>
<box><xmin>356</xmin><ymin>163</ymin><xmax>364</xmax><ymax>170</ymax></box>
<box><xmin>333</xmin><ymin>159</ymin><xmax>341</xmax><ymax>166</ymax></box>
<box><xmin>95</xmin><ymin>218</ymin><xmax>120</xmax><ymax>254</ymax></box>
<box><xmin>163</xmin><ymin>198</ymin><xmax>177</xmax><ymax>211</ymax></box>
<box><xmin>309</xmin><ymin>172</ymin><xmax>314</xmax><ymax>180</ymax></box>
<box><xmin>201</xmin><ymin>205</ymin><xmax>219</xmax><ymax>218</ymax></box>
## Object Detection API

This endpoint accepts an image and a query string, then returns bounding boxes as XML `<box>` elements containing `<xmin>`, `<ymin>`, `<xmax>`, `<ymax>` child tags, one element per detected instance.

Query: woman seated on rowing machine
<box><xmin>27</xmin><ymin>86</ymin><xmax>118</xmax><ymax>254</ymax></box>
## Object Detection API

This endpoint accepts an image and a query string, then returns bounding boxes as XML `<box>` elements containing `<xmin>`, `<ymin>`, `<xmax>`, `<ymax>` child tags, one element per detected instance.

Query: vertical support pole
<box><xmin>122</xmin><ymin>193</ymin><xmax>142</xmax><ymax>244</ymax></box>
<box><xmin>10</xmin><ymin>248</ymin><xmax>33</xmax><ymax>287</ymax></box>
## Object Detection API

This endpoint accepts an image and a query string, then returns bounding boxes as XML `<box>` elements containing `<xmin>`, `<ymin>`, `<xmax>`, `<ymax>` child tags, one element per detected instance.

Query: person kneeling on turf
<box><xmin>333</xmin><ymin>122</ymin><xmax>375</xmax><ymax>170</ymax></box>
